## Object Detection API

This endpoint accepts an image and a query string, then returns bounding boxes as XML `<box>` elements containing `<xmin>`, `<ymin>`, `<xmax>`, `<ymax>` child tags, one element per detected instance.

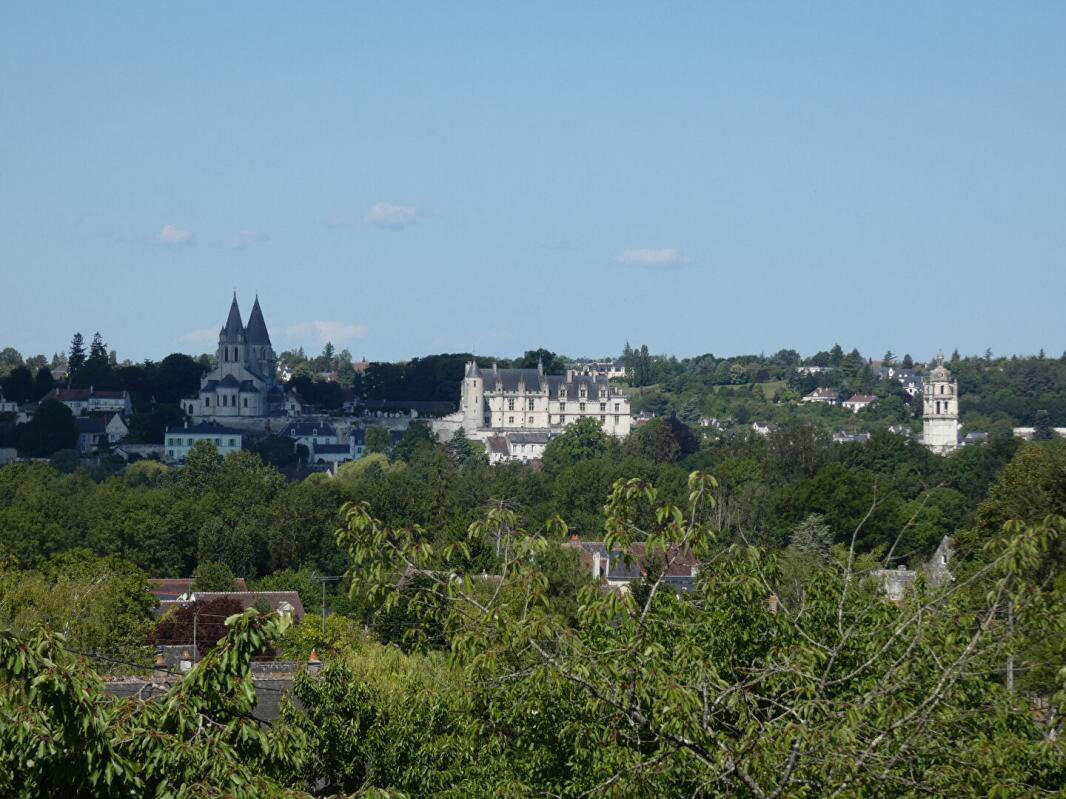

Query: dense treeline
<box><xmin>624</xmin><ymin>345</ymin><xmax>1066</xmax><ymax>431</ymax></box>
<box><xmin>359</xmin><ymin>348</ymin><xmax>568</xmax><ymax>404</ymax></box>
<box><xmin>0</xmin><ymin>415</ymin><xmax>1025</xmax><ymax>580</ymax></box>
<box><xmin>3</xmin><ymin>449</ymin><xmax>1065</xmax><ymax>797</ymax></box>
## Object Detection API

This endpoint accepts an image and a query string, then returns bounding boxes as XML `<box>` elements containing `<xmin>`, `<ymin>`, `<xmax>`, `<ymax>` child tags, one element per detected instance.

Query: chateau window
<box><xmin>601</xmin><ymin>415</ymin><xmax>606</xmax><ymax>424</ymax></box>
<box><xmin>579</xmin><ymin>402</ymin><xmax>586</xmax><ymax>412</ymax></box>
<box><xmin>614</xmin><ymin>403</ymin><xmax>620</xmax><ymax>412</ymax></box>
<box><xmin>527</xmin><ymin>398</ymin><xmax>535</xmax><ymax>410</ymax></box>
<box><xmin>615</xmin><ymin>415</ymin><xmax>620</xmax><ymax>423</ymax></box>
<box><xmin>508</xmin><ymin>416</ymin><xmax>514</xmax><ymax>425</ymax></box>
<box><xmin>215</xmin><ymin>438</ymin><xmax>221</xmax><ymax>445</ymax></box>
<box><xmin>559</xmin><ymin>402</ymin><xmax>566</xmax><ymax>412</ymax></box>
<box><xmin>205</xmin><ymin>397</ymin><xmax>211</xmax><ymax>407</ymax></box>
<box><xmin>507</xmin><ymin>398</ymin><xmax>515</xmax><ymax>411</ymax></box>
<box><xmin>528</xmin><ymin>416</ymin><xmax>534</xmax><ymax>423</ymax></box>
<box><xmin>599</xmin><ymin>403</ymin><xmax>606</xmax><ymax>412</ymax></box>
<box><xmin>242</xmin><ymin>398</ymin><xmax>248</xmax><ymax>408</ymax></box>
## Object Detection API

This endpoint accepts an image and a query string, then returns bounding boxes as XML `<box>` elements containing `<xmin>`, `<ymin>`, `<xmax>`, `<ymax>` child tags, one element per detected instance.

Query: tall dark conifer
<box><xmin>68</xmin><ymin>333</ymin><xmax>86</xmax><ymax>377</ymax></box>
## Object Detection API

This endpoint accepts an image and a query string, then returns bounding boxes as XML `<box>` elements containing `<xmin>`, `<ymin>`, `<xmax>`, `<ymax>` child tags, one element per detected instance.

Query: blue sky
<box><xmin>1</xmin><ymin>2</ymin><xmax>1064</xmax><ymax>363</ymax></box>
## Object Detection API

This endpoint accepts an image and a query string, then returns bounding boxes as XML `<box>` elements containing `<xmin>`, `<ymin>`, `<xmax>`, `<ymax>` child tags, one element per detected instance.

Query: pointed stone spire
<box><xmin>222</xmin><ymin>294</ymin><xmax>244</xmax><ymax>343</ymax></box>
<box><xmin>246</xmin><ymin>294</ymin><xmax>271</xmax><ymax>346</ymax></box>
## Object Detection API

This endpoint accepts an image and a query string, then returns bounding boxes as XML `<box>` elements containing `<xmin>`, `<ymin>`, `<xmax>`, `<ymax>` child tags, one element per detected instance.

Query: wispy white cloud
<box><xmin>614</xmin><ymin>247</ymin><xmax>690</xmax><ymax>268</ymax></box>
<box><xmin>283</xmin><ymin>320</ymin><xmax>368</xmax><ymax>345</ymax></box>
<box><xmin>363</xmin><ymin>202</ymin><xmax>419</xmax><ymax>228</ymax></box>
<box><xmin>157</xmin><ymin>223</ymin><xmax>195</xmax><ymax>246</ymax></box>
<box><xmin>327</xmin><ymin>202</ymin><xmax>421</xmax><ymax>229</ymax></box>
<box><xmin>177</xmin><ymin>327</ymin><xmax>218</xmax><ymax>346</ymax></box>
<box><xmin>223</xmin><ymin>229</ymin><xmax>267</xmax><ymax>249</ymax></box>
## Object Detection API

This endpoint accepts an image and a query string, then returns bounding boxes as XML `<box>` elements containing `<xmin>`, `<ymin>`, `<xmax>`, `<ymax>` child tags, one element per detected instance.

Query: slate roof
<box><xmin>507</xmin><ymin>432</ymin><xmax>551</xmax><ymax>444</ymax></box>
<box><xmin>313</xmin><ymin>443</ymin><xmax>351</xmax><ymax>454</ymax></box>
<box><xmin>280</xmin><ymin>420</ymin><xmax>338</xmax><ymax>438</ymax></box>
<box><xmin>148</xmin><ymin>577</ymin><xmax>248</xmax><ymax>601</ymax></box>
<box><xmin>48</xmin><ymin>389</ymin><xmax>127</xmax><ymax>401</ymax></box>
<box><xmin>75</xmin><ymin>417</ymin><xmax>107</xmax><ymax>434</ymax></box>
<box><xmin>805</xmin><ymin>388</ymin><xmax>837</xmax><ymax>399</ymax></box>
<box><xmin>480</xmin><ymin>368</ymin><xmax>613</xmax><ymax>399</ymax></box>
<box><xmin>222</xmin><ymin>295</ymin><xmax>244</xmax><ymax>343</ymax></box>
<box><xmin>486</xmin><ymin>436</ymin><xmax>509</xmax><ymax>455</ymax></box>
<box><xmin>245</xmin><ymin>296</ymin><xmax>272</xmax><ymax>345</ymax></box>
<box><xmin>219</xmin><ymin>374</ymin><xmax>241</xmax><ymax>388</ymax></box>
<box><xmin>565</xmin><ymin>541</ymin><xmax>699</xmax><ymax>590</ymax></box>
<box><xmin>176</xmin><ymin>591</ymin><xmax>305</xmax><ymax>620</ymax></box>
<box><xmin>165</xmin><ymin>422</ymin><xmax>244</xmax><ymax>436</ymax></box>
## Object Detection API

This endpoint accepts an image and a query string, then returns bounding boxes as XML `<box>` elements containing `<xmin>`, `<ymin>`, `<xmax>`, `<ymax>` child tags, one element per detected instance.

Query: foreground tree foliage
<box><xmin>332</xmin><ymin>474</ymin><xmax>1066</xmax><ymax>797</ymax></box>
<box><xmin>1</xmin><ymin>473</ymin><xmax>1065</xmax><ymax>796</ymax></box>
<box><xmin>0</xmin><ymin>610</ymin><xmax>309</xmax><ymax>798</ymax></box>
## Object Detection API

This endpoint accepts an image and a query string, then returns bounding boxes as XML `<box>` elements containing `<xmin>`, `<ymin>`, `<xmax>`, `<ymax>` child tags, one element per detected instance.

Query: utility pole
<box><xmin>311</xmin><ymin>574</ymin><xmax>344</xmax><ymax>637</ymax></box>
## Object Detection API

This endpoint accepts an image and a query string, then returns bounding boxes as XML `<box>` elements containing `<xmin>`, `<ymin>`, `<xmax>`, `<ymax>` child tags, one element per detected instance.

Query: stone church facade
<box><xmin>922</xmin><ymin>352</ymin><xmax>960</xmax><ymax>455</ymax></box>
<box><xmin>183</xmin><ymin>295</ymin><xmax>302</xmax><ymax>421</ymax></box>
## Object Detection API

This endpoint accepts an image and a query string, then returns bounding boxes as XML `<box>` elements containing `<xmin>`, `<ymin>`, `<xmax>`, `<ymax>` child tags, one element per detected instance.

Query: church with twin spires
<box><xmin>182</xmin><ymin>294</ymin><xmax>302</xmax><ymax>421</ymax></box>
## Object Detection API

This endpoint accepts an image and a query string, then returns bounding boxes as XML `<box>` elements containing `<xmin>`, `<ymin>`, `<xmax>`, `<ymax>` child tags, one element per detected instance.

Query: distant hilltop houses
<box><xmin>5</xmin><ymin>292</ymin><xmax>1065</xmax><ymax>468</ymax></box>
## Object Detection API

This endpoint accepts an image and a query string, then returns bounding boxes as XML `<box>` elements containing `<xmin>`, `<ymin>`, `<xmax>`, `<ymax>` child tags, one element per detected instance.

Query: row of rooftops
<box><xmin>164</xmin><ymin>419</ymin><xmax>381</xmax><ymax>447</ymax></box>
<box><xmin>46</xmin><ymin>388</ymin><xmax>129</xmax><ymax>401</ymax></box>
<box><xmin>466</xmin><ymin>363</ymin><xmax>623</xmax><ymax>397</ymax></box>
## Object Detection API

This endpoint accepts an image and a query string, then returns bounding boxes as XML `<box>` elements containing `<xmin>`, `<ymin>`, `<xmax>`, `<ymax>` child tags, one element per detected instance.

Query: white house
<box><xmin>279</xmin><ymin>419</ymin><xmax>339</xmax><ymax>451</ymax></box>
<box><xmin>802</xmin><ymin>387</ymin><xmax>838</xmax><ymax>405</ymax></box>
<box><xmin>46</xmin><ymin>388</ymin><xmax>132</xmax><ymax>416</ymax></box>
<box><xmin>74</xmin><ymin>413</ymin><xmax>128</xmax><ymax>454</ymax></box>
<box><xmin>0</xmin><ymin>390</ymin><xmax>16</xmax><ymax>414</ymax></box>
<box><xmin>164</xmin><ymin>422</ymin><xmax>244</xmax><ymax>462</ymax></box>
<box><xmin>483</xmin><ymin>431</ymin><xmax>551</xmax><ymax>463</ymax></box>
<box><xmin>580</xmin><ymin>360</ymin><xmax>627</xmax><ymax>380</ymax></box>
<box><xmin>842</xmin><ymin>394</ymin><xmax>877</xmax><ymax>414</ymax></box>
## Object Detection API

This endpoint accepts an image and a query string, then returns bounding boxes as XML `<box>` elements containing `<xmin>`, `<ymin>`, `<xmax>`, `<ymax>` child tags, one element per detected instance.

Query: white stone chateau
<box><xmin>434</xmin><ymin>361</ymin><xmax>632</xmax><ymax>452</ymax></box>
<box><xmin>922</xmin><ymin>352</ymin><xmax>960</xmax><ymax>454</ymax></box>
<box><xmin>182</xmin><ymin>295</ymin><xmax>302</xmax><ymax>421</ymax></box>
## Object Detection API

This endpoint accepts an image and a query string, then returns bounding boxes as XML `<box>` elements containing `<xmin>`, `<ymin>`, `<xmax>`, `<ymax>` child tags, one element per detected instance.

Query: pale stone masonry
<box><xmin>461</xmin><ymin>361</ymin><xmax>631</xmax><ymax>437</ymax></box>
<box><xmin>922</xmin><ymin>352</ymin><xmax>960</xmax><ymax>455</ymax></box>
<box><xmin>182</xmin><ymin>294</ymin><xmax>302</xmax><ymax>421</ymax></box>
<box><xmin>433</xmin><ymin>361</ymin><xmax>633</xmax><ymax>456</ymax></box>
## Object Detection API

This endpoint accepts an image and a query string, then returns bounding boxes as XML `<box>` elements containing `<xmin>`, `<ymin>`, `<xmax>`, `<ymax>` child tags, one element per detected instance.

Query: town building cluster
<box><xmin>11</xmin><ymin>292</ymin><xmax>1066</xmax><ymax>468</ymax></box>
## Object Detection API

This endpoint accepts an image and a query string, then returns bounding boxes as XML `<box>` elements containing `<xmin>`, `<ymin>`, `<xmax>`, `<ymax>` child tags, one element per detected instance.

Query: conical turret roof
<box><xmin>221</xmin><ymin>294</ymin><xmax>244</xmax><ymax>343</ymax></box>
<box><xmin>246</xmin><ymin>295</ymin><xmax>271</xmax><ymax>346</ymax></box>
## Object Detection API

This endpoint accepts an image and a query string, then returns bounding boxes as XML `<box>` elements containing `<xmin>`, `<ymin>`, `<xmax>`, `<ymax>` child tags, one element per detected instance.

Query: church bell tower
<box><xmin>922</xmin><ymin>352</ymin><xmax>960</xmax><ymax>455</ymax></box>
